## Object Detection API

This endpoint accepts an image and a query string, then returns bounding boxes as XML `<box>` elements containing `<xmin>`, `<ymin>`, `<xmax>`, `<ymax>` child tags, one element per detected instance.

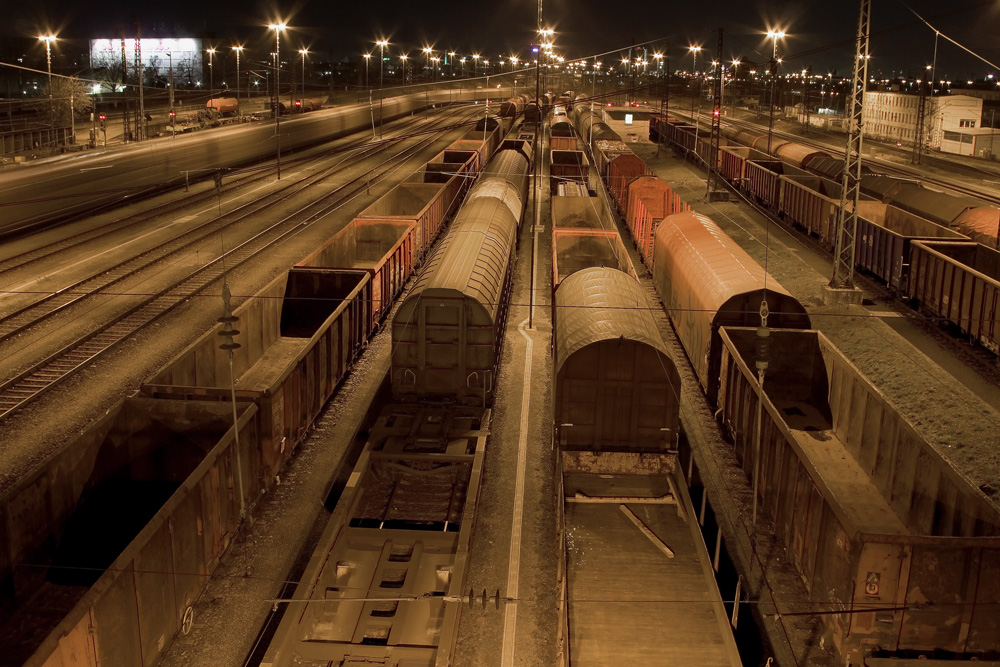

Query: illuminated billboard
<box><xmin>89</xmin><ymin>38</ymin><xmax>203</xmax><ymax>79</ymax></box>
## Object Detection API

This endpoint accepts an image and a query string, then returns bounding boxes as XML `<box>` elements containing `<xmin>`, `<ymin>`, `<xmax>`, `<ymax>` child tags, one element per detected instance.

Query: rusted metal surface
<box><xmin>550</xmin><ymin>150</ymin><xmax>591</xmax><ymax>193</ymax></box>
<box><xmin>553</xmin><ymin>268</ymin><xmax>680</xmax><ymax>451</ymax></box>
<box><xmin>551</xmin><ymin>196</ymin><xmax>609</xmax><ymax>230</ymax></box>
<box><xmin>652</xmin><ymin>210</ymin><xmax>810</xmax><ymax>396</ymax></box>
<box><xmin>907</xmin><ymin>240</ymin><xmax>1000</xmax><ymax>354</ymax></box>
<box><xmin>145</xmin><ymin>268</ymin><xmax>373</xmax><ymax>473</ymax></box>
<box><xmin>779</xmin><ymin>174</ymin><xmax>843</xmax><ymax>243</ymax></box>
<box><xmin>260</xmin><ymin>406</ymin><xmax>489</xmax><ymax>667</ymax></box>
<box><xmin>298</xmin><ymin>219</ymin><xmax>415</xmax><ymax>328</ymax></box>
<box><xmin>1</xmin><ymin>397</ymin><xmax>258</xmax><ymax>667</ymax></box>
<box><xmin>716</xmin><ymin>327</ymin><xmax>1000</xmax><ymax>663</ymax></box>
<box><xmin>353</xmin><ymin>182</ymin><xmax>452</xmax><ymax>261</ymax></box>
<box><xmin>551</xmin><ymin>228</ymin><xmax>636</xmax><ymax>286</ymax></box>
<box><xmin>606</xmin><ymin>152</ymin><xmax>648</xmax><ymax>214</ymax></box>
<box><xmin>856</xmin><ymin>207</ymin><xmax>965</xmax><ymax>291</ymax></box>
<box><xmin>744</xmin><ymin>159</ymin><xmax>786</xmax><ymax>208</ymax></box>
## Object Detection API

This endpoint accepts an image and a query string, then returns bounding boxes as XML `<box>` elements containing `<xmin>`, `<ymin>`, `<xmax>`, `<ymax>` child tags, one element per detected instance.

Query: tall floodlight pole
<box><xmin>167</xmin><ymin>52</ymin><xmax>175</xmax><ymax>137</ymax></box>
<box><xmin>473</xmin><ymin>53</ymin><xmax>480</xmax><ymax>78</ymax></box>
<box><xmin>688</xmin><ymin>45</ymin><xmax>701</xmax><ymax>123</ymax></box>
<box><xmin>39</xmin><ymin>34</ymin><xmax>56</xmax><ymax>130</ymax></box>
<box><xmin>400</xmin><ymin>54</ymin><xmax>408</xmax><ymax>84</ymax></box>
<box><xmin>207</xmin><ymin>47</ymin><xmax>216</xmax><ymax>105</ymax></box>
<box><xmin>376</xmin><ymin>39</ymin><xmax>388</xmax><ymax>138</ymax></box>
<box><xmin>766</xmin><ymin>30</ymin><xmax>785</xmax><ymax>154</ymax></box>
<box><xmin>363</xmin><ymin>53</ymin><xmax>371</xmax><ymax>89</ymax></box>
<box><xmin>232</xmin><ymin>46</ymin><xmax>243</xmax><ymax>117</ymax></box>
<box><xmin>299</xmin><ymin>48</ymin><xmax>308</xmax><ymax>110</ymax></box>
<box><xmin>831</xmin><ymin>0</ymin><xmax>871</xmax><ymax>289</ymax></box>
<box><xmin>268</xmin><ymin>22</ymin><xmax>286</xmax><ymax>179</ymax></box>
<box><xmin>423</xmin><ymin>47</ymin><xmax>432</xmax><ymax>81</ymax></box>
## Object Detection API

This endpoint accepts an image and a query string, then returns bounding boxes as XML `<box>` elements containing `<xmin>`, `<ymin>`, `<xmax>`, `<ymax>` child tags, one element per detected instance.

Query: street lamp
<box><xmin>376</xmin><ymin>38</ymin><xmax>388</xmax><ymax>138</ymax></box>
<box><xmin>232</xmin><ymin>46</ymin><xmax>243</xmax><ymax>116</ymax></box>
<box><xmin>448</xmin><ymin>52</ymin><xmax>456</xmax><ymax>78</ymax></box>
<box><xmin>472</xmin><ymin>53</ymin><xmax>480</xmax><ymax>78</ymax></box>
<box><xmin>167</xmin><ymin>52</ymin><xmax>175</xmax><ymax>136</ymax></box>
<box><xmin>206</xmin><ymin>47</ymin><xmax>216</xmax><ymax>100</ymax></box>
<box><xmin>400</xmin><ymin>54</ymin><xmax>408</xmax><ymax>84</ymax></box>
<box><xmin>460</xmin><ymin>57</ymin><xmax>466</xmax><ymax>77</ymax></box>
<box><xmin>299</xmin><ymin>48</ymin><xmax>308</xmax><ymax>110</ymax></box>
<box><xmin>688</xmin><ymin>45</ymin><xmax>701</xmax><ymax>122</ymax></box>
<box><xmin>423</xmin><ymin>47</ymin><xmax>433</xmax><ymax>80</ymax></box>
<box><xmin>363</xmin><ymin>53</ymin><xmax>371</xmax><ymax>88</ymax></box>
<box><xmin>38</xmin><ymin>34</ymin><xmax>55</xmax><ymax>90</ymax></box>
<box><xmin>432</xmin><ymin>56</ymin><xmax>440</xmax><ymax>81</ymax></box>
<box><xmin>268</xmin><ymin>21</ymin><xmax>286</xmax><ymax>179</ymax></box>
<box><xmin>766</xmin><ymin>29</ymin><xmax>785</xmax><ymax>154</ymax></box>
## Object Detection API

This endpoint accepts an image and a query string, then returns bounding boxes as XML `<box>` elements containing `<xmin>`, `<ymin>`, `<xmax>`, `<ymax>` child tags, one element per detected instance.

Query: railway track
<box><xmin>0</xmin><ymin>111</ymin><xmax>468</xmax><ymax>344</ymax></box>
<box><xmin>0</xmin><ymin>107</ymin><xmax>481</xmax><ymax>421</ymax></box>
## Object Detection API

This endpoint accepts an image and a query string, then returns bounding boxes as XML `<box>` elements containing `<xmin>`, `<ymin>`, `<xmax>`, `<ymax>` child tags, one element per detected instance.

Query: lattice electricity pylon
<box><xmin>831</xmin><ymin>0</ymin><xmax>871</xmax><ymax>289</ymax></box>
<box><xmin>707</xmin><ymin>28</ymin><xmax>724</xmax><ymax>197</ymax></box>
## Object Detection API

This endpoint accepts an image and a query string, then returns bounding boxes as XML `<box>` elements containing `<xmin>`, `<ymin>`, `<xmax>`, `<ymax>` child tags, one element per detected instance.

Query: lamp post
<box><xmin>431</xmin><ymin>56</ymin><xmax>440</xmax><ymax>82</ymax></box>
<box><xmin>472</xmin><ymin>53</ymin><xmax>480</xmax><ymax>78</ymax></box>
<box><xmin>766</xmin><ymin>29</ymin><xmax>785</xmax><ymax>154</ymax></box>
<box><xmin>363</xmin><ymin>53</ymin><xmax>371</xmax><ymax>89</ymax></box>
<box><xmin>268</xmin><ymin>21</ymin><xmax>286</xmax><ymax>179</ymax></box>
<box><xmin>460</xmin><ymin>57</ymin><xmax>466</xmax><ymax>77</ymax></box>
<box><xmin>400</xmin><ymin>54</ymin><xmax>408</xmax><ymax>84</ymax></box>
<box><xmin>38</xmin><ymin>34</ymin><xmax>56</xmax><ymax>129</ymax></box>
<box><xmin>207</xmin><ymin>47</ymin><xmax>216</xmax><ymax>104</ymax></box>
<box><xmin>449</xmin><ymin>52</ymin><xmax>456</xmax><ymax>78</ymax></box>
<box><xmin>299</xmin><ymin>48</ymin><xmax>308</xmax><ymax>111</ymax></box>
<box><xmin>232</xmin><ymin>46</ymin><xmax>243</xmax><ymax>117</ymax></box>
<box><xmin>376</xmin><ymin>39</ymin><xmax>388</xmax><ymax>138</ymax></box>
<box><xmin>423</xmin><ymin>47</ymin><xmax>432</xmax><ymax>81</ymax></box>
<box><xmin>688</xmin><ymin>45</ymin><xmax>701</xmax><ymax>123</ymax></box>
<box><xmin>167</xmin><ymin>52</ymin><xmax>175</xmax><ymax>136</ymax></box>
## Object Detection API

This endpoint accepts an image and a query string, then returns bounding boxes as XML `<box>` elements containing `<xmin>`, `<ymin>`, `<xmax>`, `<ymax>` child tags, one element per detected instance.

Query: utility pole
<box><xmin>134</xmin><ymin>20</ymin><xmax>145</xmax><ymax>142</ymax></box>
<box><xmin>120</xmin><ymin>30</ymin><xmax>131</xmax><ymax>143</ymax></box>
<box><xmin>707</xmin><ymin>28</ymin><xmax>723</xmax><ymax>198</ymax></box>
<box><xmin>831</xmin><ymin>0</ymin><xmax>871</xmax><ymax>290</ymax></box>
<box><xmin>656</xmin><ymin>43</ymin><xmax>669</xmax><ymax>156</ymax></box>
<box><xmin>168</xmin><ymin>52</ymin><xmax>175</xmax><ymax>137</ymax></box>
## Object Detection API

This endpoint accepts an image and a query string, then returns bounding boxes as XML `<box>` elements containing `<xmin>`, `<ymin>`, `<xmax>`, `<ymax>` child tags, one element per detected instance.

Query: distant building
<box><xmin>89</xmin><ymin>38</ymin><xmax>203</xmax><ymax>83</ymax></box>
<box><xmin>862</xmin><ymin>91</ymin><xmax>986</xmax><ymax>156</ymax></box>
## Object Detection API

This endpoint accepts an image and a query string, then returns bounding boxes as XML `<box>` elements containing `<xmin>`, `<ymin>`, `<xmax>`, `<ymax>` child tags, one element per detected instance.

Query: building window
<box><xmin>959</xmin><ymin>119</ymin><xmax>976</xmax><ymax>128</ymax></box>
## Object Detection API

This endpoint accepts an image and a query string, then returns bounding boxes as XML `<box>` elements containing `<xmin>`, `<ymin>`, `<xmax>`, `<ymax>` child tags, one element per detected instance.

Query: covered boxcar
<box><xmin>554</xmin><ymin>267</ymin><xmax>681</xmax><ymax>450</ymax></box>
<box><xmin>652</xmin><ymin>211</ymin><xmax>811</xmax><ymax>399</ymax></box>
<box><xmin>392</xmin><ymin>146</ymin><xmax>531</xmax><ymax>405</ymax></box>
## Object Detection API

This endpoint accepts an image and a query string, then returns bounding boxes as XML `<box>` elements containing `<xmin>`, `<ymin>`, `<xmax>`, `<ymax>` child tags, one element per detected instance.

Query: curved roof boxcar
<box><xmin>392</xmin><ymin>147</ymin><xmax>530</xmax><ymax>405</ymax></box>
<box><xmin>652</xmin><ymin>211</ymin><xmax>811</xmax><ymax>398</ymax></box>
<box><xmin>554</xmin><ymin>267</ymin><xmax>681</xmax><ymax>451</ymax></box>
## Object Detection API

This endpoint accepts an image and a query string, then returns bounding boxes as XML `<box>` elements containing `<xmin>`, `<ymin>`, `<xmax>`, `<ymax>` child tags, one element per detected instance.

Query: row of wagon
<box><xmin>583</xmin><ymin>107</ymin><xmax>1000</xmax><ymax>663</ymax></box>
<box><xmin>0</xmin><ymin>115</ymin><xmax>512</xmax><ymax>667</ymax></box>
<box><xmin>655</xmin><ymin>114</ymin><xmax>1000</xmax><ymax>356</ymax></box>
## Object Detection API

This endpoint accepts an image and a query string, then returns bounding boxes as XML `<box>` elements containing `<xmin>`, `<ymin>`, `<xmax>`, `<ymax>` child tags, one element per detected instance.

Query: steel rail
<box><xmin>0</xmin><ymin>108</ymin><xmax>478</xmax><ymax>420</ymax></box>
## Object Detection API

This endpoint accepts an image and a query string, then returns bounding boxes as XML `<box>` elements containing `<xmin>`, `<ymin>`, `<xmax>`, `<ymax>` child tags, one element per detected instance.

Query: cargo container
<box><xmin>551</xmin><ymin>227</ymin><xmax>637</xmax><ymax>287</ymax></box>
<box><xmin>856</xmin><ymin>205</ymin><xmax>966</xmax><ymax>291</ymax></box>
<box><xmin>717</xmin><ymin>326</ymin><xmax>1000</xmax><ymax>664</ymax></box>
<box><xmin>3</xmin><ymin>396</ymin><xmax>258</xmax><ymax>667</ymax></box>
<box><xmin>624</xmin><ymin>176</ymin><xmax>689</xmax><ymax>263</ymax></box>
<box><xmin>907</xmin><ymin>240</ymin><xmax>1000</xmax><ymax>353</ymax></box>
<box><xmin>298</xmin><ymin>219</ymin><xmax>416</xmax><ymax>328</ymax></box>
<box><xmin>550</xmin><ymin>150</ymin><xmax>591</xmax><ymax>193</ymax></box>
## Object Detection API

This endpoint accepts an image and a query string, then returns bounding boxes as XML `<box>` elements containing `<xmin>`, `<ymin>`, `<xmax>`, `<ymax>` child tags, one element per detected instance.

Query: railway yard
<box><xmin>0</xmin><ymin>86</ymin><xmax>999</xmax><ymax>667</ymax></box>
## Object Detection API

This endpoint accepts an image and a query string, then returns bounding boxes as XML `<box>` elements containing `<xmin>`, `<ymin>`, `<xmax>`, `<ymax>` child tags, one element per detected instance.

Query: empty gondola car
<box><xmin>392</xmin><ymin>143</ymin><xmax>531</xmax><ymax>405</ymax></box>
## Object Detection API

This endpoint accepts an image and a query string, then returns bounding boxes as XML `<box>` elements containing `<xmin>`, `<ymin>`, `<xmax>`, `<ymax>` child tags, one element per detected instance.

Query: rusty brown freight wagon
<box><xmin>652</xmin><ymin>211</ymin><xmax>810</xmax><ymax>399</ymax></box>
<box><xmin>907</xmin><ymin>240</ymin><xmax>1000</xmax><ymax>354</ymax></box>
<box><xmin>3</xmin><ymin>396</ymin><xmax>258</xmax><ymax>667</ymax></box>
<box><xmin>624</xmin><ymin>176</ymin><xmax>689</xmax><ymax>265</ymax></box>
<box><xmin>550</xmin><ymin>150</ymin><xmax>591</xmax><ymax>193</ymax></box>
<box><xmin>716</xmin><ymin>327</ymin><xmax>1000</xmax><ymax>664</ymax></box>
<box><xmin>298</xmin><ymin>219</ymin><xmax>416</xmax><ymax>329</ymax></box>
<box><xmin>855</xmin><ymin>205</ymin><xmax>966</xmax><ymax>291</ymax></box>
<box><xmin>553</xmin><ymin>267</ymin><xmax>681</xmax><ymax>451</ymax></box>
<box><xmin>145</xmin><ymin>267</ymin><xmax>373</xmax><ymax>470</ymax></box>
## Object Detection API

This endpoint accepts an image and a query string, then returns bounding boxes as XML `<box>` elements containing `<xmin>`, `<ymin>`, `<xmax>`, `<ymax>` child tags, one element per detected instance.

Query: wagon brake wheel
<box><xmin>181</xmin><ymin>606</ymin><xmax>195</xmax><ymax>635</ymax></box>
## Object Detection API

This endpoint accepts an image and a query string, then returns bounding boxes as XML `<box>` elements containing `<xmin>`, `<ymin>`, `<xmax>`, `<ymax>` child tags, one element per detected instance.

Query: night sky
<box><xmin>3</xmin><ymin>0</ymin><xmax>999</xmax><ymax>80</ymax></box>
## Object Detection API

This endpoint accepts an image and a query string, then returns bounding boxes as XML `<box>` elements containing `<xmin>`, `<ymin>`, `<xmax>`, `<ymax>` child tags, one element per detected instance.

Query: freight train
<box><xmin>260</xmin><ymin>125</ymin><xmax>532</xmax><ymax>666</ymax></box>
<box><xmin>1</xmin><ymin>88</ymin><xmax>497</xmax><ymax>238</ymax></box>
<box><xmin>653</xmin><ymin>113</ymin><xmax>1000</xmax><ymax>356</ymax></box>
<box><xmin>580</xmin><ymin>104</ymin><xmax>1000</xmax><ymax>665</ymax></box>
<box><xmin>2</xmin><ymin>120</ymin><xmax>503</xmax><ymax>667</ymax></box>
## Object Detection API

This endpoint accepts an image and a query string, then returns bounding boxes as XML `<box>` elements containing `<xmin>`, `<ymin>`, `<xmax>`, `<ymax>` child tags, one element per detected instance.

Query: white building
<box><xmin>90</xmin><ymin>38</ymin><xmax>203</xmax><ymax>82</ymax></box>
<box><xmin>862</xmin><ymin>91</ymin><xmax>983</xmax><ymax>155</ymax></box>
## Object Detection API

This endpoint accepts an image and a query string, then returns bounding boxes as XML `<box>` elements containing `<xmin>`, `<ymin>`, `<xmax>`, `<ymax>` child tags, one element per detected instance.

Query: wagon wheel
<box><xmin>181</xmin><ymin>606</ymin><xmax>195</xmax><ymax>636</ymax></box>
